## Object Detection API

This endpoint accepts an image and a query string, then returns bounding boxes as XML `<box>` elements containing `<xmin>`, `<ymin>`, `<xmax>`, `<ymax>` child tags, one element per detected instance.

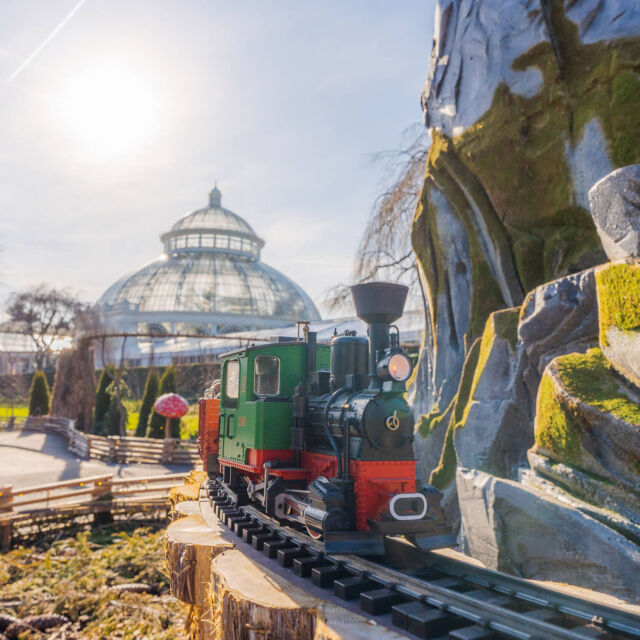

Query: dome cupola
<box><xmin>159</xmin><ymin>186</ymin><xmax>265</xmax><ymax>260</ymax></box>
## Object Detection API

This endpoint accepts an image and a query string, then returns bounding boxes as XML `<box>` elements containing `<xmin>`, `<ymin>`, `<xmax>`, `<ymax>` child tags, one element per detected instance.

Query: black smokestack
<box><xmin>350</xmin><ymin>282</ymin><xmax>408</xmax><ymax>388</ymax></box>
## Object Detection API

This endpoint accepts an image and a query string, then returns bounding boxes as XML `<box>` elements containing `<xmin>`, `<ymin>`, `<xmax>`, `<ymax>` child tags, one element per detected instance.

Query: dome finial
<box><xmin>209</xmin><ymin>183</ymin><xmax>222</xmax><ymax>207</ymax></box>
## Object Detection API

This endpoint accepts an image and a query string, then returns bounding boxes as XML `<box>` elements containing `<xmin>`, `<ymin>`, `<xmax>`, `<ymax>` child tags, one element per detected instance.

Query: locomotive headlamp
<box><xmin>377</xmin><ymin>352</ymin><xmax>413</xmax><ymax>382</ymax></box>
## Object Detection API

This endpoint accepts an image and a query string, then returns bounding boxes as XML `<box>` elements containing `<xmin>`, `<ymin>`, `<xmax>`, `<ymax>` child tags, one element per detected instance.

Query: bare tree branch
<box><xmin>6</xmin><ymin>283</ymin><xmax>87</xmax><ymax>368</ymax></box>
<box><xmin>324</xmin><ymin>125</ymin><xmax>429</xmax><ymax>313</ymax></box>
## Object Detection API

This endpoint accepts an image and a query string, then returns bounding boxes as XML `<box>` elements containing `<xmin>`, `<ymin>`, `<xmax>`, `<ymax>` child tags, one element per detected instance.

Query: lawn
<box><xmin>0</xmin><ymin>404</ymin><xmax>28</xmax><ymax>418</ymax></box>
<box><xmin>0</xmin><ymin>401</ymin><xmax>198</xmax><ymax>440</ymax></box>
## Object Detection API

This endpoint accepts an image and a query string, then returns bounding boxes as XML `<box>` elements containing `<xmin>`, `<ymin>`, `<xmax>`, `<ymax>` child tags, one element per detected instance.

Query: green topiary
<box><xmin>28</xmin><ymin>370</ymin><xmax>50</xmax><ymax>416</ymax></box>
<box><xmin>147</xmin><ymin>365</ymin><xmax>181</xmax><ymax>439</ymax></box>
<box><xmin>94</xmin><ymin>365</ymin><xmax>115</xmax><ymax>433</ymax></box>
<box><xmin>103</xmin><ymin>394</ymin><xmax>128</xmax><ymax>436</ymax></box>
<box><xmin>136</xmin><ymin>369</ymin><xmax>160</xmax><ymax>437</ymax></box>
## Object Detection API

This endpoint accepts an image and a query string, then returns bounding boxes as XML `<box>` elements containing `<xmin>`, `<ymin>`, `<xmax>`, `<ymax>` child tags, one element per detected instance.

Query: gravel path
<box><xmin>0</xmin><ymin>430</ymin><xmax>192</xmax><ymax>489</ymax></box>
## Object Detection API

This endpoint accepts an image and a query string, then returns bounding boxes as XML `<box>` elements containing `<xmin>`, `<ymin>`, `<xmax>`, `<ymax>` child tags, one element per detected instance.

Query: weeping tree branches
<box><xmin>325</xmin><ymin>125</ymin><xmax>429</xmax><ymax>312</ymax></box>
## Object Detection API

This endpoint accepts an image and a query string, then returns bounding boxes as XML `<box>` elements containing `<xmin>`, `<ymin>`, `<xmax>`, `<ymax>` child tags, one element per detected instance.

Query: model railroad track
<box><xmin>200</xmin><ymin>487</ymin><xmax>640</xmax><ymax>640</ymax></box>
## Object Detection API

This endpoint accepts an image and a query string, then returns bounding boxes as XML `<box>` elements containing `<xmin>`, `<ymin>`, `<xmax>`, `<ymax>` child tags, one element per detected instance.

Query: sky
<box><xmin>0</xmin><ymin>1</ymin><xmax>435</xmax><ymax>318</ymax></box>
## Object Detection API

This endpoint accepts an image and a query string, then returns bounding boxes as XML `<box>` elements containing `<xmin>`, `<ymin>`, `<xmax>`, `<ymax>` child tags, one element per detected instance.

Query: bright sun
<box><xmin>56</xmin><ymin>59</ymin><xmax>161</xmax><ymax>158</ymax></box>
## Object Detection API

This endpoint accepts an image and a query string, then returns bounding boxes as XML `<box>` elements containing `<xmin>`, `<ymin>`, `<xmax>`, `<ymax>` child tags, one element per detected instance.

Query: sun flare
<box><xmin>56</xmin><ymin>59</ymin><xmax>161</xmax><ymax>157</ymax></box>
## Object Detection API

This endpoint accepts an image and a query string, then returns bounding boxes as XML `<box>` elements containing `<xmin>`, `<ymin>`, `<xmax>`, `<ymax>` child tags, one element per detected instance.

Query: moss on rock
<box><xmin>535</xmin><ymin>348</ymin><xmax>640</xmax><ymax>470</ymax></box>
<box><xmin>535</xmin><ymin>372</ymin><xmax>583</xmax><ymax>465</ymax></box>
<box><xmin>554</xmin><ymin>348</ymin><xmax>640</xmax><ymax>426</ymax></box>
<box><xmin>462</xmin><ymin>307</ymin><xmax>520</xmax><ymax>425</ymax></box>
<box><xmin>430</xmin><ymin>338</ymin><xmax>482</xmax><ymax>489</ymax></box>
<box><xmin>595</xmin><ymin>262</ymin><xmax>640</xmax><ymax>346</ymax></box>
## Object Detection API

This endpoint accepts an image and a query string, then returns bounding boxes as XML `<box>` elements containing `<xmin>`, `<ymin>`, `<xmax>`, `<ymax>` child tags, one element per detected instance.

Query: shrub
<box><xmin>147</xmin><ymin>366</ymin><xmax>180</xmax><ymax>439</ymax></box>
<box><xmin>94</xmin><ymin>365</ymin><xmax>115</xmax><ymax>432</ymax></box>
<box><xmin>103</xmin><ymin>395</ymin><xmax>128</xmax><ymax>436</ymax></box>
<box><xmin>28</xmin><ymin>370</ymin><xmax>50</xmax><ymax>416</ymax></box>
<box><xmin>136</xmin><ymin>369</ymin><xmax>160</xmax><ymax>437</ymax></box>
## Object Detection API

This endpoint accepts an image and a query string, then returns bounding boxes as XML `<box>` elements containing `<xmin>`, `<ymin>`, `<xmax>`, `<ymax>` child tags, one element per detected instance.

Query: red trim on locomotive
<box><xmin>218</xmin><ymin>449</ymin><xmax>300</xmax><ymax>481</ymax></box>
<box><xmin>204</xmin><ymin>413</ymin><xmax>418</xmax><ymax>533</ymax></box>
<box><xmin>299</xmin><ymin>451</ymin><xmax>416</xmax><ymax>530</ymax></box>
<box><xmin>350</xmin><ymin>459</ymin><xmax>415</xmax><ymax>530</ymax></box>
<box><xmin>247</xmin><ymin>448</ymin><xmax>295</xmax><ymax>467</ymax></box>
<box><xmin>197</xmin><ymin>398</ymin><xmax>220</xmax><ymax>472</ymax></box>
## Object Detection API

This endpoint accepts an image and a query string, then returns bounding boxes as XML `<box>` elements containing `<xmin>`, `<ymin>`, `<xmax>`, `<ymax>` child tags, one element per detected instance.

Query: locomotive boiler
<box><xmin>198</xmin><ymin>282</ymin><xmax>453</xmax><ymax>554</ymax></box>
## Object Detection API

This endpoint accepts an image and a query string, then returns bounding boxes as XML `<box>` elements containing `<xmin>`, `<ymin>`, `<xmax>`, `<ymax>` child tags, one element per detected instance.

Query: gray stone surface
<box><xmin>412</xmin><ymin>185</ymin><xmax>472</xmax><ymax>428</ymax></box>
<box><xmin>588</xmin><ymin>165</ymin><xmax>640</xmax><ymax>261</ymax></box>
<box><xmin>602</xmin><ymin>325</ymin><xmax>640</xmax><ymax>390</ymax></box>
<box><xmin>527</xmin><ymin>450</ymin><xmax>640</xmax><ymax>535</ymax></box>
<box><xmin>565</xmin><ymin>118</ymin><xmax>613</xmax><ymax>210</ymax></box>
<box><xmin>454</xmin><ymin>311</ymin><xmax>530</xmax><ymax>478</ymax></box>
<box><xmin>414</xmin><ymin>402</ymin><xmax>452</xmax><ymax>488</ymax></box>
<box><xmin>457</xmin><ymin>467</ymin><xmax>640</xmax><ymax>601</ymax></box>
<box><xmin>518</xmin><ymin>267</ymin><xmax>599</xmax><ymax>384</ymax></box>
<box><xmin>565</xmin><ymin>0</ymin><xmax>640</xmax><ymax>45</ymax></box>
<box><xmin>430</xmin><ymin>187</ymin><xmax>472</xmax><ymax>411</ymax></box>
<box><xmin>423</xmin><ymin>0</ymin><xmax>548</xmax><ymax>136</ymax></box>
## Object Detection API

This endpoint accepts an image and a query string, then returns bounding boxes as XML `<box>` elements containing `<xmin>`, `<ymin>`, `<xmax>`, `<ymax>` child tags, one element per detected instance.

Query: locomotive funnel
<box><xmin>351</xmin><ymin>282</ymin><xmax>409</xmax><ymax>389</ymax></box>
<box><xmin>350</xmin><ymin>282</ymin><xmax>408</xmax><ymax>325</ymax></box>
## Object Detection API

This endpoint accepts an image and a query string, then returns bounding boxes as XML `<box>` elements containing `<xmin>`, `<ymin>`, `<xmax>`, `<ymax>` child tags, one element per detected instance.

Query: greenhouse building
<box><xmin>99</xmin><ymin>186</ymin><xmax>321</xmax><ymax>336</ymax></box>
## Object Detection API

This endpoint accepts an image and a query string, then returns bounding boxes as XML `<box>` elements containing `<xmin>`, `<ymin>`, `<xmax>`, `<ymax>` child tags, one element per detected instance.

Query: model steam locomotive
<box><xmin>198</xmin><ymin>282</ymin><xmax>453</xmax><ymax>554</ymax></box>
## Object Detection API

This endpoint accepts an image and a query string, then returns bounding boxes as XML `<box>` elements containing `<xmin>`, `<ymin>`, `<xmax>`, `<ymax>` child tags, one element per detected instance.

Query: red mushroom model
<box><xmin>154</xmin><ymin>393</ymin><xmax>189</xmax><ymax>439</ymax></box>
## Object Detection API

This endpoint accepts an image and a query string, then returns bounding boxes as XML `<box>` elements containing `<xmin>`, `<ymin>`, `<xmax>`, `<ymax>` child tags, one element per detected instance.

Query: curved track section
<box><xmin>200</xmin><ymin>487</ymin><xmax>640</xmax><ymax>640</ymax></box>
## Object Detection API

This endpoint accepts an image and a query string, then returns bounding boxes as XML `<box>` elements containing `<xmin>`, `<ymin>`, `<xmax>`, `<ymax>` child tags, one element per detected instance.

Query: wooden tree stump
<box><xmin>166</xmin><ymin>504</ymin><xmax>407</xmax><ymax>640</ymax></box>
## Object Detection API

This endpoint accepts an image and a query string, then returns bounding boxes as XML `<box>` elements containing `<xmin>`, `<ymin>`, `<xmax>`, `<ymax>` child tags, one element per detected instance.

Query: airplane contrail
<box><xmin>7</xmin><ymin>0</ymin><xmax>89</xmax><ymax>82</ymax></box>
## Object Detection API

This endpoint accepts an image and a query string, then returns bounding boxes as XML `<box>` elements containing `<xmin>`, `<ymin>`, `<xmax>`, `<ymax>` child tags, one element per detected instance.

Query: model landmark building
<box><xmin>99</xmin><ymin>186</ymin><xmax>321</xmax><ymax>336</ymax></box>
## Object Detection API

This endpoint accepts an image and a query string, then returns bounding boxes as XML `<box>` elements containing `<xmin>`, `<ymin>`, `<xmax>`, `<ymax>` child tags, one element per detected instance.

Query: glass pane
<box><xmin>225</xmin><ymin>360</ymin><xmax>239</xmax><ymax>399</ymax></box>
<box><xmin>254</xmin><ymin>355</ymin><xmax>279</xmax><ymax>396</ymax></box>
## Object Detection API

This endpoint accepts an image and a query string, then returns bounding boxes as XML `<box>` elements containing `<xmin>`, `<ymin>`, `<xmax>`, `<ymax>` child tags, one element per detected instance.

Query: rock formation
<box><xmin>413</xmin><ymin>0</ymin><xmax>640</xmax><ymax>419</ymax></box>
<box><xmin>589</xmin><ymin>165</ymin><xmax>640</xmax><ymax>261</ymax></box>
<box><xmin>457</xmin><ymin>468</ymin><xmax>640</xmax><ymax>601</ymax></box>
<box><xmin>413</xmin><ymin>0</ymin><xmax>640</xmax><ymax>601</ymax></box>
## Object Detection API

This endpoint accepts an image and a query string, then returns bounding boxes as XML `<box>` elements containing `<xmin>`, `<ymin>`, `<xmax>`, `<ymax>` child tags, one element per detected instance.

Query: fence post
<box><xmin>91</xmin><ymin>475</ymin><xmax>112</xmax><ymax>502</ymax></box>
<box><xmin>164</xmin><ymin>439</ymin><xmax>177</xmax><ymax>464</ymax></box>
<box><xmin>0</xmin><ymin>486</ymin><xmax>14</xmax><ymax>552</ymax></box>
<box><xmin>92</xmin><ymin>475</ymin><xmax>114</xmax><ymax>527</ymax></box>
<box><xmin>116</xmin><ymin>438</ymin><xmax>125</xmax><ymax>464</ymax></box>
<box><xmin>0</xmin><ymin>486</ymin><xmax>13</xmax><ymax>514</ymax></box>
<box><xmin>0</xmin><ymin>522</ymin><xmax>11</xmax><ymax>551</ymax></box>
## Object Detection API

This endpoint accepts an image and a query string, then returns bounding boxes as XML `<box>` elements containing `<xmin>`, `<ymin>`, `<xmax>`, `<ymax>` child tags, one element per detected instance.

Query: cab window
<box><xmin>254</xmin><ymin>355</ymin><xmax>280</xmax><ymax>396</ymax></box>
<box><xmin>224</xmin><ymin>359</ymin><xmax>239</xmax><ymax>407</ymax></box>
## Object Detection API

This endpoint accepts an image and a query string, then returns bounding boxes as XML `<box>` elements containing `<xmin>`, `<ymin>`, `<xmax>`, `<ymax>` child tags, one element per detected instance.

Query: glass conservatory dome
<box><xmin>99</xmin><ymin>186</ymin><xmax>321</xmax><ymax>334</ymax></box>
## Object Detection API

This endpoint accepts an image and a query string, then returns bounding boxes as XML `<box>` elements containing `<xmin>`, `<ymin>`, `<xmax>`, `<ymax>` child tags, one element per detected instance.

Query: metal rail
<box><xmin>201</xmin><ymin>485</ymin><xmax>640</xmax><ymax>640</ymax></box>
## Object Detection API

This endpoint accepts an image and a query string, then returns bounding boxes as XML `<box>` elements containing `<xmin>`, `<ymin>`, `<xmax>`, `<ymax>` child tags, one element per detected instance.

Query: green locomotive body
<box><xmin>218</xmin><ymin>341</ymin><xmax>329</xmax><ymax>464</ymax></box>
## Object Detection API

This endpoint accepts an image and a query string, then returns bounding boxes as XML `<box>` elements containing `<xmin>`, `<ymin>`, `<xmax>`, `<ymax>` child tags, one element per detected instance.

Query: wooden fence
<box><xmin>0</xmin><ymin>472</ymin><xmax>188</xmax><ymax>549</ymax></box>
<box><xmin>0</xmin><ymin>416</ymin><xmax>199</xmax><ymax>465</ymax></box>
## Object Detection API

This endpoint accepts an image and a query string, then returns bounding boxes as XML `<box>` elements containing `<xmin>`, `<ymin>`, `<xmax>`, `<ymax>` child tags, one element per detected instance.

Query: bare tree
<box><xmin>324</xmin><ymin>125</ymin><xmax>429</xmax><ymax>312</ymax></box>
<box><xmin>6</xmin><ymin>283</ymin><xmax>85</xmax><ymax>368</ymax></box>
